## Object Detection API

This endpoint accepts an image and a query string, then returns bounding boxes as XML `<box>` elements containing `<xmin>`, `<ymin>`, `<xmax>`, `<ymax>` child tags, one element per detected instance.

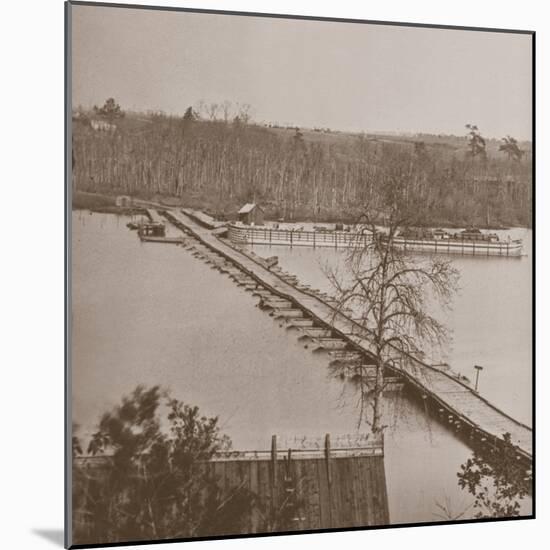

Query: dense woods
<box><xmin>72</xmin><ymin>104</ymin><xmax>532</xmax><ymax>227</ymax></box>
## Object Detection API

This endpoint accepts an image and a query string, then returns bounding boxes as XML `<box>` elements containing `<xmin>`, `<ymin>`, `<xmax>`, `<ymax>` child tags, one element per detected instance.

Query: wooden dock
<box><xmin>139</xmin><ymin>235</ymin><xmax>184</xmax><ymax>244</ymax></box>
<box><xmin>162</xmin><ymin>209</ymin><xmax>532</xmax><ymax>461</ymax></box>
<box><xmin>146</xmin><ymin>208</ymin><xmax>165</xmax><ymax>224</ymax></box>
<box><xmin>134</xmin><ymin>209</ymin><xmax>183</xmax><ymax>244</ymax></box>
<box><xmin>181</xmin><ymin>207</ymin><xmax>227</xmax><ymax>230</ymax></box>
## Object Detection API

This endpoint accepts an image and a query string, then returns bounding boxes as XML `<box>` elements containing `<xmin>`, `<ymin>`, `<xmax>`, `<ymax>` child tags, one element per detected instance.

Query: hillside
<box><xmin>71</xmin><ymin>111</ymin><xmax>532</xmax><ymax>227</ymax></box>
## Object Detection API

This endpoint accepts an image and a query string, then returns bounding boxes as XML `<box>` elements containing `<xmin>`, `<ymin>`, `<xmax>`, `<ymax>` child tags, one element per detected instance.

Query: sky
<box><xmin>70</xmin><ymin>4</ymin><xmax>533</xmax><ymax>140</ymax></box>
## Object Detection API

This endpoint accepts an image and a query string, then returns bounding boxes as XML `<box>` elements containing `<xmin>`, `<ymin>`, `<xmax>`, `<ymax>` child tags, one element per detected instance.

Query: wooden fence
<box><xmin>73</xmin><ymin>434</ymin><xmax>389</xmax><ymax>539</ymax></box>
<box><xmin>208</xmin><ymin>441</ymin><xmax>389</xmax><ymax>532</ymax></box>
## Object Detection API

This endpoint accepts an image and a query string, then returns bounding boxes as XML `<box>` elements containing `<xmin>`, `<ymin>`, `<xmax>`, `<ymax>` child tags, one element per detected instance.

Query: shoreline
<box><xmin>71</xmin><ymin>190</ymin><xmax>532</xmax><ymax>231</ymax></box>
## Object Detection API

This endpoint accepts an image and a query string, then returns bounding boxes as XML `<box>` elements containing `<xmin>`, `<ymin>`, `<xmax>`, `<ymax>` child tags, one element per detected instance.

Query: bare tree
<box><xmin>193</xmin><ymin>99</ymin><xmax>206</xmax><ymax>119</ymax></box>
<box><xmin>207</xmin><ymin>102</ymin><xmax>220</xmax><ymax>121</ymax></box>
<box><xmin>221</xmin><ymin>100</ymin><xmax>232</xmax><ymax>123</ymax></box>
<box><xmin>236</xmin><ymin>102</ymin><xmax>252</xmax><ymax>124</ymax></box>
<box><xmin>326</xmin><ymin>150</ymin><xmax>459</xmax><ymax>434</ymax></box>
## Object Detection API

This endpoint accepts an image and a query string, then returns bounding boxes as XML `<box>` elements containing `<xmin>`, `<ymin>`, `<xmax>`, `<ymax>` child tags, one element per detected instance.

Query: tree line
<box><xmin>72</xmin><ymin>99</ymin><xmax>532</xmax><ymax>227</ymax></box>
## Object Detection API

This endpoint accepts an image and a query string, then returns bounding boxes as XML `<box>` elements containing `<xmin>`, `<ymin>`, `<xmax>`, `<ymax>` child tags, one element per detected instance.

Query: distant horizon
<box><xmin>74</xmin><ymin>102</ymin><xmax>533</xmax><ymax>143</ymax></box>
<box><xmin>71</xmin><ymin>5</ymin><xmax>532</xmax><ymax>142</ymax></box>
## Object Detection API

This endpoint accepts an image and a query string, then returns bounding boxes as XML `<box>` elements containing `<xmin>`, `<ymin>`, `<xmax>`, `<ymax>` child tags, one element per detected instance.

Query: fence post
<box><xmin>325</xmin><ymin>433</ymin><xmax>333</xmax><ymax>527</ymax></box>
<box><xmin>324</xmin><ymin>433</ymin><xmax>332</xmax><ymax>484</ymax></box>
<box><xmin>271</xmin><ymin>435</ymin><xmax>278</xmax><ymax>514</ymax></box>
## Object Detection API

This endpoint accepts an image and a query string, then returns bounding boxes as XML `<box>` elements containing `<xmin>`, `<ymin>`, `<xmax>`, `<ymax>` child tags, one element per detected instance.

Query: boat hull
<box><xmin>227</xmin><ymin>225</ymin><xmax>523</xmax><ymax>257</ymax></box>
<box><xmin>228</xmin><ymin>224</ymin><xmax>371</xmax><ymax>249</ymax></box>
<box><xmin>390</xmin><ymin>237</ymin><xmax>523</xmax><ymax>257</ymax></box>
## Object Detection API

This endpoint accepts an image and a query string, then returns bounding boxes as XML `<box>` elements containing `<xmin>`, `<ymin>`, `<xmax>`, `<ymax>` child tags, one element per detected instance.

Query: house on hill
<box><xmin>90</xmin><ymin>119</ymin><xmax>117</xmax><ymax>132</ymax></box>
<box><xmin>238</xmin><ymin>203</ymin><xmax>264</xmax><ymax>225</ymax></box>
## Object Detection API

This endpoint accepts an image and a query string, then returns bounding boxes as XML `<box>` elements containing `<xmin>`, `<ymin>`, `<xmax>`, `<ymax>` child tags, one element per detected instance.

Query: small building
<box><xmin>138</xmin><ymin>221</ymin><xmax>165</xmax><ymax>238</ymax></box>
<box><xmin>433</xmin><ymin>228</ymin><xmax>448</xmax><ymax>240</ymax></box>
<box><xmin>238</xmin><ymin>203</ymin><xmax>264</xmax><ymax>226</ymax></box>
<box><xmin>90</xmin><ymin>119</ymin><xmax>117</xmax><ymax>132</ymax></box>
<box><xmin>115</xmin><ymin>195</ymin><xmax>132</xmax><ymax>207</ymax></box>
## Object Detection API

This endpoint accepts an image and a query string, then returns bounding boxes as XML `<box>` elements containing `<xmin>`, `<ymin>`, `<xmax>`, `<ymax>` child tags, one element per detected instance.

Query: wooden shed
<box><xmin>238</xmin><ymin>203</ymin><xmax>264</xmax><ymax>226</ymax></box>
<box><xmin>115</xmin><ymin>195</ymin><xmax>132</xmax><ymax>207</ymax></box>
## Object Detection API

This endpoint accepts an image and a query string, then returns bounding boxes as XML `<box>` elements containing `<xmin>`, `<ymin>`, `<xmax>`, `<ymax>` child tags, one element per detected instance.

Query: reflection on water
<box><xmin>248</xmin><ymin>228</ymin><xmax>532</xmax><ymax>426</ymax></box>
<box><xmin>71</xmin><ymin>212</ymin><xmax>530</xmax><ymax>524</ymax></box>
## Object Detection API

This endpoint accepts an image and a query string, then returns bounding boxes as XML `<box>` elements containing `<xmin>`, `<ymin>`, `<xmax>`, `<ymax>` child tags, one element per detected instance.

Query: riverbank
<box><xmin>72</xmin><ymin>114</ymin><xmax>532</xmax><ymax>229</ymax></box>
<box><xmin>72</xmin><ymin>190</ymin><xmax>169</xmax><ymax>216</ymax></box>
<box><xmin>72</xmin><ymin>190</ymin><xmax>530</xmax><ymax>231</ymax></box>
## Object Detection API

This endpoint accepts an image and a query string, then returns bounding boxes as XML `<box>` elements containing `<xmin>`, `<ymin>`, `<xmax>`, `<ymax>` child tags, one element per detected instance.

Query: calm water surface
<box><xmin>249</xmin><ymin>228</ymin><xmax>532</xmax><ymax>426</ymax></box>
<box><xmin>71</xmin><ymin>212</ymin><xmax>531</xmax><ymax>524</ymax></box>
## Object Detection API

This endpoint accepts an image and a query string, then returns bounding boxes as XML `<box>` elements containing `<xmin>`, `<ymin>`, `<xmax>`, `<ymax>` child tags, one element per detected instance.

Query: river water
<box><xmin>71</xmin><ymin>212</ymin><xmax>532</xmax><ymax>524</ymax></box>
<box><xmin>249</xmin><ymin>228</ymin><xmax>533</xmax><ymax>426</ymax></box>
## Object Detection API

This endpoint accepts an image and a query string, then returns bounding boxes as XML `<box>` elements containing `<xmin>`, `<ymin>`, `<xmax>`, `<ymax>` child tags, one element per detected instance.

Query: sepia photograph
<box><xmin>66</xmin><ymin>2</ymin><xmax>533</xmax><ymax>547</ymax></box>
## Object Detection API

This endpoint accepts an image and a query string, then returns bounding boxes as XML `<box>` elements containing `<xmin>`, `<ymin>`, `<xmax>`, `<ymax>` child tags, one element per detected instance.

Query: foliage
<box><xmin>465</xmin><ymin>124</ymin><xmax>487</xmax><ymax>160</ymax></box>
<box><xmin>182</xmin><ymin>106</ymin><xmax>196</xmax><ymax>123</ymax></box>
<box><xmin>72</xmin><ymin>386</ymin><xmax>254</xmax><ymax>545</ymax></box>
<box><xmin>72</xmin><ymin>423</ymin><xmax>83</xmax><ymax>457</ymax></box>
<box><xmin>72</xmin><ymin>102</ymin><xmax>532</xmax><ymax>227</ymax></box>
<box><xmin>93</xmin><ymin>97</ymin><xmax>125</xmax><ymax>123</ymax></box>
<box><xmin>499</xmin><ymin>135</ymin><xmax>525</xmax><ymax>162</ymax></box>
<box><xmin>457</xmin><ymin>433</ymin><xmax>532</xmax><ymax>518</ymax></box>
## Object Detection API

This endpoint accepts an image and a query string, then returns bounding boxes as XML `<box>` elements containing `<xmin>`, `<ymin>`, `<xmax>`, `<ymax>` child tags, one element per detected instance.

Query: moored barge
<box><xmin>228</xmin><ymin>223</ymin><xmax>372</xmax><ymax>249</ymax></box>
<box><xmin>228</xmin><ymin>223</ymin><xmax>523</xmax><ymax>257</ymax></box>
<box><xmin>390</xmin><ymin>227</ymin><xmax>523</xmax><ymax>257</ymax></box>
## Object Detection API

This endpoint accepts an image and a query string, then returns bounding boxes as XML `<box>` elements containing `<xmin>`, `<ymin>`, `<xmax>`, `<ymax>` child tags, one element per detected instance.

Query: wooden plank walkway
<box><xmin>139</xmin><ymin>235</ymin><xmax>184</xmax><ymax>244</ymax></box>
<box><xmin>181</xmin><ymin>207</ymin><xmax>227</xmax><ymax>230</ymax></box>
<box><xmin>146</xmin><ymin>208</ymin><xmax>164</xmax><ymax>224</ymax></box>
<box><xmin>163</xmin><ymin>210</ymin><xmax>532</xmax><ymax>459</ymax></box>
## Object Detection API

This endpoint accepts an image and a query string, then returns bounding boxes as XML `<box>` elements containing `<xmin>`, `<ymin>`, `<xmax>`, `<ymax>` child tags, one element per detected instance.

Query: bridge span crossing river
<box><xmin>71</xmin><ymin>211</ymin><xmax>532</xmax><ymax>525</ymax></box>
